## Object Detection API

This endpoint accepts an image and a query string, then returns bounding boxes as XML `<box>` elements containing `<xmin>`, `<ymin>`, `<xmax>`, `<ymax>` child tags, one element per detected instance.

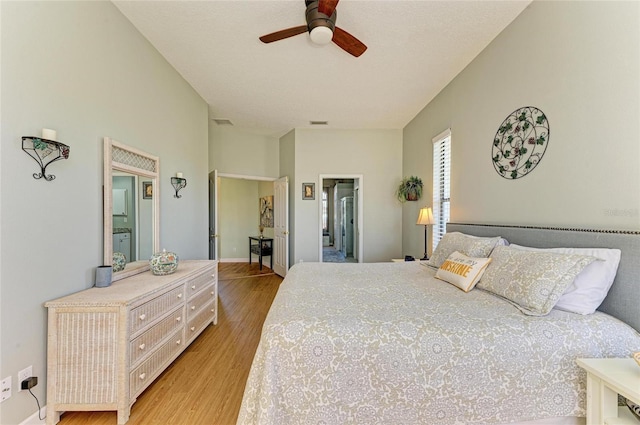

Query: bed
<box><xmin>237</xmin><ymin>224</ymin><xmax>640</xmax><ymax>425</ymax></box>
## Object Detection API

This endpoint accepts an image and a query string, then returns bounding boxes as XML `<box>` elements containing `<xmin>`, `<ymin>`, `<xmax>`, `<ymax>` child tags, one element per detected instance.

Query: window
<box><xmin>322</xmin><ymin>187</ymin><xmax>329</xmax><ymax>231</ymax></box>
<box><xmin>432</xmin><ymin>129</ymin><xmax>451</xmax><ymax>249</ymax></box>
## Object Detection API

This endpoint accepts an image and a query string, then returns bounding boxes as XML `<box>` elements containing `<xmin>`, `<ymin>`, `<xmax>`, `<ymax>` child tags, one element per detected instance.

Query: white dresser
<box><xmin>45</xmin><ymin>260</ymin><xmax>218</xmax><ymax>425</ymax></box>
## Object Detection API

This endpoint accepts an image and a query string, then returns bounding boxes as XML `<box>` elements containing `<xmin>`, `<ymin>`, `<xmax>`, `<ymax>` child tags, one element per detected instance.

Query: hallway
<box><xmin>322</xmin><ymin>246</ymin><xmax>358</xmax><ymax>263</ymax></box>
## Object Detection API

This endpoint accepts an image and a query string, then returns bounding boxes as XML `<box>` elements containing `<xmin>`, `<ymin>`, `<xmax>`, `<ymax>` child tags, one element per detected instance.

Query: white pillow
<box><xmin>427</xmin><ymin>232</ymin><xmax>506</xmax><ymax>268</ymax></box>
<box><xmin>509</xmin><ymin>244</ymin><xmax>621</xmax><ymax>315</ymax></box>
<box><xmin>435</xmin><ymin>251</ymin><xmax>492</xmax><ymax>292</ymax></box>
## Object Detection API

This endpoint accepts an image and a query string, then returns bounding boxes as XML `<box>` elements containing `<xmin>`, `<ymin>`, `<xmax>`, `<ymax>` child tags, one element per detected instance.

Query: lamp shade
<box><xmin>416</xmin><ymin>207</ymin><xmax>434</xmax><ymax>225</ymax></box>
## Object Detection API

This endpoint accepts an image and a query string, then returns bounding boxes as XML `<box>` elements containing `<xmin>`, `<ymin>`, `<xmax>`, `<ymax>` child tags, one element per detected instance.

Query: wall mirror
<box><xmin>104</xmin><ymin>137</ymin><xmax>160</xmax><ymax>281</ymax></box>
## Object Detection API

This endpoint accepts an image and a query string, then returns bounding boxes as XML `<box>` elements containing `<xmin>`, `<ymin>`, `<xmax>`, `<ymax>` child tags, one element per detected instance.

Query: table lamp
<box><xmin>416</xmin><ymin>207</ymin><xmax>434</xmax><ymax>260</ymax></box>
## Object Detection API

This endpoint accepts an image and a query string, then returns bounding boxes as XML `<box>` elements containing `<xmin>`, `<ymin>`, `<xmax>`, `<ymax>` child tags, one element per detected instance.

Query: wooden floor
<box><xmin>57</xmin><ymin>263</ymin><xmax>282</xmax><ymax>425</ymax></box>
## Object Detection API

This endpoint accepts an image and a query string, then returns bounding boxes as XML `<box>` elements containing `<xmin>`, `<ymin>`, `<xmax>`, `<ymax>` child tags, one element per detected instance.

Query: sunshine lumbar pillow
<box><xmin>435</xmin><ymin>251</ymin><xmax>492</xmax><ymax>292</ymax></box>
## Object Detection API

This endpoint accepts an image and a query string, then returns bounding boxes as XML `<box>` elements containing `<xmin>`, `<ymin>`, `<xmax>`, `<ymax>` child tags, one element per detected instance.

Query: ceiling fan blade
<box><xmin>332</xmin><ymin>26</ymin><xmax>367</xmax><ymax>57</ymax></box>
<box><xmin>259</xmin><ymin>25</ymin><xmax>308</xmax><ymax>43</ymax></box>
<box><xmin>318</xmin><ymin>0</ymin><xmax>339</xmax><ymax>17</ymax></box>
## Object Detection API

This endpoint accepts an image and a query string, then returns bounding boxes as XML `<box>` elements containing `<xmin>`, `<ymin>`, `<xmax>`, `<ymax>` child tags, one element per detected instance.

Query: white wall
<box><xmin>402</xmin><ymin>0</ymin><xmax>640</xmax><ymax>257</ymax></box>
<box><xmin>0</xmin><ymin>2</ymin><xmax>208</xmax><ymax>423</ymax></box>
<box><xmin>293</xmin><ymin>129</ymin><xmax>403</xmax><ymax>263</ymax></box>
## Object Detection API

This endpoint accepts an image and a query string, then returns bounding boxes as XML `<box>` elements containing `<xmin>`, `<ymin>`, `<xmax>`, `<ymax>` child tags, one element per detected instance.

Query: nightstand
<box><xmin>576</xmin><ymin>358</ymin><xmax>640</xmax><ymax>425</ymax></box>
<box><xmin>391</xmin><ymin>259</ymin><xmax>428</xmax><ymax>263</ymax></box>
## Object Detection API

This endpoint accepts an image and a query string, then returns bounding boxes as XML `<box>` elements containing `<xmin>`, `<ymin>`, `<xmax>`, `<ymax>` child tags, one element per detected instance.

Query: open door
<box><xmin>208</xmin><ymin>170</ymin><xmax>219</xmax><ymax>260</ymax></box>
<box><xmin>319</xmin><ymin>175</ymin><xmax>364</xmax><ymax>263</ymax></box>
<box><xmin>273</xmin><ymin>176</ymin><xmax>289</xmax><ymax>277</ymax></box>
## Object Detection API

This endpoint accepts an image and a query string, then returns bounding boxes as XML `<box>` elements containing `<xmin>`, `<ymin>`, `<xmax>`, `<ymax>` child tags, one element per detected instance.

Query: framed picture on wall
<box><xmin>302</xmin><ymin>183</ymin><xmax>315</xmax><ymax>200</ymax></box>
<box><xmin>143</xmin><ymin>181</ymin><xmax>153</xmax><ymax>199</ymax></box>
<box><xmin>260</xmin><ymin>196</ymin><xmax>274</xmax><ymax>228</ymax></box>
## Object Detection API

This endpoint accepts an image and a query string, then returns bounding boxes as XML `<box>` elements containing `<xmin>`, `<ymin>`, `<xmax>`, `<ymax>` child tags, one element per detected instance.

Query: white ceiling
<box><xmin>113</xmin><ymin>0</ymin><xmax>531</xmax><ymax>137</ymax></box>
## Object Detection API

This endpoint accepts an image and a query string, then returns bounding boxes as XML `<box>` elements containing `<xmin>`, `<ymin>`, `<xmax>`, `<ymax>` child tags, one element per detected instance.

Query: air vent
<box><xmin>212</xmin><ymin>119</ymin><xmax>233</xmax><ymax>126</ymax></box>
<box><xmin>310</xmin><ymin>121</ymin><xmax>328</xmax><ymax>126</ymax></box>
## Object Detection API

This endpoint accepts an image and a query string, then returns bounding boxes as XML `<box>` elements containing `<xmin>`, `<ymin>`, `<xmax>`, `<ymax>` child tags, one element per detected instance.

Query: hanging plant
<box><xmin>396</xmin><ymin>176</ymin><xmax>423</xmax><ymax>202</ymax></box>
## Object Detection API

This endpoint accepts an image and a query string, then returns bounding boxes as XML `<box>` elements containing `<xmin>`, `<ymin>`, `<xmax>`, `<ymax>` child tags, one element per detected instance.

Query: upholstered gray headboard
<box><xmin>447</xmin><ymin>223</ymin><xmax>640</xmax><ymax>333</ymax></box>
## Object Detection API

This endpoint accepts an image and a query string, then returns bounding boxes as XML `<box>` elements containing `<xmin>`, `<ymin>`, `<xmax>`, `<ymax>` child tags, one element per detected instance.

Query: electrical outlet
<box><xmin>1</xmin><ymin>376</ymin><xmax>11</xmax><ymax>402</ymax></box>
<box><xmin>17</xmin><ymin>366</ymin><xmax>32</xmax><ymax>392</ymax></box>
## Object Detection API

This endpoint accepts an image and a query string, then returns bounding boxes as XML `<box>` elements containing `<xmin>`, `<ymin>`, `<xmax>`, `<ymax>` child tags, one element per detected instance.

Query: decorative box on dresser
<box><xmin>45</xmin><ymin>260</ymin><xmax>218</xmax><ymax>425</ymax></box>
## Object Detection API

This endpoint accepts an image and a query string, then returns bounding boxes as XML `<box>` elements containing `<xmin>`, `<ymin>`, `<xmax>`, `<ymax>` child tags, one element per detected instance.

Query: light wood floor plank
<box><xmin>57</xmin><ymin>263</ymin><xmax>282</xmax><ymax>425</ymax></box>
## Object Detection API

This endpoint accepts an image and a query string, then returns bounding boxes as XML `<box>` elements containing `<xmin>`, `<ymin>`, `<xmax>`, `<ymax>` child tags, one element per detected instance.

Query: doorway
<box><xmin>319</xmin><ymin>175</ymin><xmax>363</xmax><ymax>263</ymax></box>
<box><xmin>209</xmin><ymin>171</ymin><xmax>290</xmax><ymax>277</ymax></box>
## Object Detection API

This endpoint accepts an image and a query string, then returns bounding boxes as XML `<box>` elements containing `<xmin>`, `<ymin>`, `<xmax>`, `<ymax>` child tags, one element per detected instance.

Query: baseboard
<box><xmin>219</xmin><ymin>258</ymin><xmax>249</xmax><ymax>263</ymax></box>
<box><xmin>19</xmin><ymin>405</ymin><xmax>51</xmax><ymax>425</ymax></box>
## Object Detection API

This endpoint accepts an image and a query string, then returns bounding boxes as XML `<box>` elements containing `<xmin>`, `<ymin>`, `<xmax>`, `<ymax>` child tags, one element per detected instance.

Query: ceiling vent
<box><xmin>310</xmin><ymin>121</ymin><xmax>328</xmax><ymax>126</ymax></box>
<box><xmin>212</xmin><ymin>119</ymin><xmax>233</xmax><ymax>126</ymax></box>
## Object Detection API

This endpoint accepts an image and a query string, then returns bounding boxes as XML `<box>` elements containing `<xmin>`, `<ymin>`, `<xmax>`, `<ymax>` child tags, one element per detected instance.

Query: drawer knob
<box><xmin>211</xmin><ymin>308</ymin><xmax>215</xmax><ymax>313</ymax></box>
<box><xmin>190</xmin><ymin>326</ymin><xmax>195</xmax><ymax>331</ymax></box>
<box><xmin>139</xmin><ymin>343</ymin><xmax>145</xmax><ymax>350</ymax></box>
<box><xmin>177</xmin><ymin>293</ymin><xmax>183</xmax><ymax>299</ymax></box>
<box><xmin>191</xmin><ymin>285</ymin><xmax>196</xmax><ymax>290</ymax></box>
<box><xmin>139</xmin><ymin>373</ymin><xmax>146</xmax><ymax>380</ymax></box>
<box><xmin>191</xmin><ymin>306</ymin><xmax>196</xmax><ymax>310</ymax></box>
<box><xmin>139</xmin><ymin>314</ymin><xmax>146</xmax><ymax>321</ymax></box>
<box><xmin>176</xmin><ymin>316</ymin><xmax>182</xmax><ymax>322</ymax></box>
<box><xmin>176</xmin><ymin>339</ymin><xmax>181</xmax><ymax>345</ymax></box>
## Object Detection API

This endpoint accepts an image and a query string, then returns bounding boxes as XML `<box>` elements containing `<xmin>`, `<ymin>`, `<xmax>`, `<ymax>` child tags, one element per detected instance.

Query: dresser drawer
<box><xmin>129</xmin><ymin>328</ymin><xmax>184</xmax><ymax>398</ymax></box>
<box><xmin>186</xmin><ymin>269</ymin><xmax>215</xmax><ymax>300</ymax></box>
<box><xmin>130</xmin><ymin>285</ymin><xmax>184</xmax><ymax>335</ymax></box>
<box><xmin>186</xmin><ymin>285</ymin><xmax>215</xmax><ymax>320</ymax></box>
<box><xmin>46</xmin><ymin>261</ymin><xmax>217</xmax><ymax>425</ymax></box>
<box><xmin>129</xmin><ymin>306</ymin><xmax>184</xmax><ymax>367</ymax></box>
<box><xmin>187</xmin><ymin>300</ymin><xmax>216</xmax><ymax>342</ymax></box>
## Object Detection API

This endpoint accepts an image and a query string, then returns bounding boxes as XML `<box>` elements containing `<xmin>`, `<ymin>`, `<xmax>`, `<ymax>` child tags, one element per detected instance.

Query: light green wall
<box><xmin>209</xmin><ymin>125</ymin><xmax>280</xmax><ymax>178</ymax></box>
<box><xmin>279</xmin><ymin>130</ymin><xmax>296</xmax><ymax>262</ymax></box>
<box><xmin>402</xmin><ymin>0</ymin><xmax>640</xmax><ymax>257</ymax></box>
<box><xmin>0</xmin><ymin>2</ymin><xmax>208</xmax><ymax>423</ymax></box>
<box><xmin>293</xmin><ymin>129</ymin><xmax>403</xmax><ymax>263</ymax></box>
<box><xmin>217</xmin><ymin>178</ymin><xmax>275</xmax><ymax>260</ymax></box>
<box><xmin>218</xmin><ymin>178</ymin><xmax>259</xmax><ymax>259</ymax></box>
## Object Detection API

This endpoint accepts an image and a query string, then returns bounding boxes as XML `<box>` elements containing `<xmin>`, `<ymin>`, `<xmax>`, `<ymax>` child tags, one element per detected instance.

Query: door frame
<box><xmin>318</xmin><ymin>174</ymin><xmax>364</xmax><ymax>263</ymax></box>
<box><xmin>273</xmin><ymin>176</ymin><xmax>289</xmax><ymax>277</ymax></box>
<box><xmin>212</xmin><ymin>172</ymin><xmax>288</xmax><ymax>272</ymax></box>
<box><xmin>208</xmin><ymin>170</ymin><xmax>218</xmax><ymax>260</ymax></box>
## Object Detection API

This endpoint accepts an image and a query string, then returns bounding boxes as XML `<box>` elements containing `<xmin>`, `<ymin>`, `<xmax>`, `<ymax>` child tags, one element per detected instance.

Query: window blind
<box><xmin>432</xmin><ymin>129</ymin><xmax>451</xmax><ymax>249</ymax></box>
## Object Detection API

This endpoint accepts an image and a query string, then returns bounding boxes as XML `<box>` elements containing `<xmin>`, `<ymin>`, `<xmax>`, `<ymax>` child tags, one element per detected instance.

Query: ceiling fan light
<box><xmin>309</xmin><ymin>26</ymin><xmax>333</xmax><ymax>45</ymax></box>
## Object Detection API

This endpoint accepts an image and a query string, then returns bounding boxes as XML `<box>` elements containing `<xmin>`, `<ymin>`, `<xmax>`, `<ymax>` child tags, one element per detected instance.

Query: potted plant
<box><xmin>396</xmin><ymin>176</ymin><xmax>423</xmax><ymax>202</ymax></box>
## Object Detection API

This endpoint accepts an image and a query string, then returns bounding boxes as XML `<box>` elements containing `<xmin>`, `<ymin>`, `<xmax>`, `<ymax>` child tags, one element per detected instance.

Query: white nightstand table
<box><xmin>576</xmin><ymin>358</ymin><xmax>640</xmax><ymax>425</ymax></box>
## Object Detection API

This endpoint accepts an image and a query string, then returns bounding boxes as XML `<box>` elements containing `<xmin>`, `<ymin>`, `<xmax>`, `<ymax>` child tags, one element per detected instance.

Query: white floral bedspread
<box><xmin>237</xmin><ymin>262</ymin><xmax>640</xmax><ymax>425</ymax></box>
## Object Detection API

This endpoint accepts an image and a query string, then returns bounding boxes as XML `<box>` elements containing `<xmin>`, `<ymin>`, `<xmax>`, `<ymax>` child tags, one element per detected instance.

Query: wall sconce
<box><xmin>22</xmin><ymin>129</ymin><xmax>70</xmax><ymax>181</ymax></box>
<box><xmin>171</xmin><ymin>172</ymin><xmax>187</xmax><ymax>198</ymax></box>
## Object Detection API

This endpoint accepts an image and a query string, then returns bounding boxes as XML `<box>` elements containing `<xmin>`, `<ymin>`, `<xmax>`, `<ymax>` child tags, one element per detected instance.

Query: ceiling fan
<box><xmin>259</xmin><ymin>0</ymin><xmax>367</xmax><ymax>58</ymax></box>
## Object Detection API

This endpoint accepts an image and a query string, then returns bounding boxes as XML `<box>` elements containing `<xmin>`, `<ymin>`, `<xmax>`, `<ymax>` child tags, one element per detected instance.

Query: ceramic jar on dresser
<box><xmin>45</xmin><ymin>260</ymin><xmax>218</xmax><ymax>425</ymax></box>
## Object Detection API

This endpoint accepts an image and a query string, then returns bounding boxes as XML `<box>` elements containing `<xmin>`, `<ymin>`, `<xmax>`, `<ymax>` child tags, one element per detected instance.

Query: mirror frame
<box><xmin>104</xmin><ymin>137</ymin><xmax>160</xmax><ymax>281</ymax></box>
